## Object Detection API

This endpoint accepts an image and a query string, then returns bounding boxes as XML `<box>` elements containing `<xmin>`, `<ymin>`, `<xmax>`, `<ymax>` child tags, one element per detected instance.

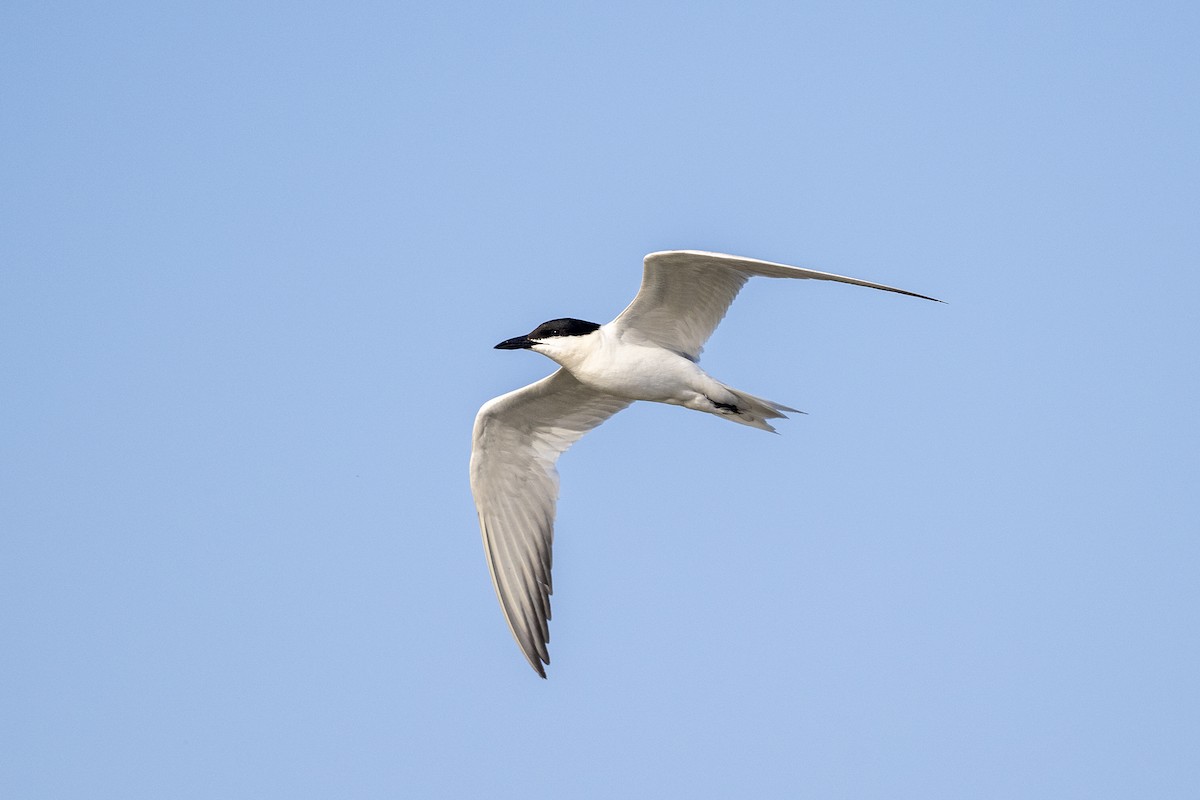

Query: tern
<box><xmin>471</xmin><ymin>250</ymin><xmax>939</xmax><ymax>677</ymax></box>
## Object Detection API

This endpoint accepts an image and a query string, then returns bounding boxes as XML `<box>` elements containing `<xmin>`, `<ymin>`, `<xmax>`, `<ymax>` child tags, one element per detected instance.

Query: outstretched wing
<box><xmin>610</xmin><ymin>250</ymin><xmax>940</xmax><ymax>360</ymax></box>
<box><xmin>470</xmin><ymin>369</ymin><xmax>631</xmax><ymax>677</ymax></box>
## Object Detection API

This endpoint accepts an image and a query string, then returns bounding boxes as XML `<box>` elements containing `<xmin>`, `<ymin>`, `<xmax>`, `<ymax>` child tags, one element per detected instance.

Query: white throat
<box><xmin>530</xmin><ymin>329</ymin><xmax>605</xmax><ymax>371</ymax></box>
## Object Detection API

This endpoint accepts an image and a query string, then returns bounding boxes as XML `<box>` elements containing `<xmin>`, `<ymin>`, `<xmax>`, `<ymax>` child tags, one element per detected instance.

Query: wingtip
<box><xmin>900</xmin><ymin>289</ymin><xmax>944</xmax><ymax>304</ymax></box>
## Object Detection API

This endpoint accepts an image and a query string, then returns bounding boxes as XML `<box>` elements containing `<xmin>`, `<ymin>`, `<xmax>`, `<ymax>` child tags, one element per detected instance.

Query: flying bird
<box><xmin>470</xmin><ymin>250</ymin><xmax>939</xmax><ymax>677</ymax></box>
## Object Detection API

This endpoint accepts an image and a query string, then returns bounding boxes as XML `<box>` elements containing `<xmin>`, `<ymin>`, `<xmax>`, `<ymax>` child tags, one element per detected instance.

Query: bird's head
<box><xmin>495</xmin><ymin>317</ymin><xmax>602</xmax><ymax>365</ymax></box>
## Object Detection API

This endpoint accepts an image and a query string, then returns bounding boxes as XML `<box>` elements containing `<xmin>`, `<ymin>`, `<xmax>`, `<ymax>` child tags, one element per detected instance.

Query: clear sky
<box><xmin>3</xmin><ymin>2</ymin><xmax>1198</xmax><ymax>798</ymax></box>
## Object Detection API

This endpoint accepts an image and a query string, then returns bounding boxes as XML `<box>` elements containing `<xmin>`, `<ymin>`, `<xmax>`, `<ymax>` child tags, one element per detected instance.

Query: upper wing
<box><xmin>470</xmin><ymin>369</ymin><xmax>631</xmax><ymax>677</ymax></box>
<box><xmin>610</xmin><ymin>250</ymin><xmax>940</xmax><ymax>360</ymax></box>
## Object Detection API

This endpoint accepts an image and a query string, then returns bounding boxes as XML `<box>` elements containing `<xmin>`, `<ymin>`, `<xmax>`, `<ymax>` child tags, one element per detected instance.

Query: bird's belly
<box><xmin>570</xmin><ymin>349</ymin><xmax>709</xmax><ymax>404</ymax></box>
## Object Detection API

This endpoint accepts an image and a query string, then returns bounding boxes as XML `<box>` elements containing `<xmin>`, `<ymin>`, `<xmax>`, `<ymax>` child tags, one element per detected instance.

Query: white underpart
<box><xmin>531</xmin><ymin>326</ymin><xmax>727</xmax><ymax>410</ymax></box>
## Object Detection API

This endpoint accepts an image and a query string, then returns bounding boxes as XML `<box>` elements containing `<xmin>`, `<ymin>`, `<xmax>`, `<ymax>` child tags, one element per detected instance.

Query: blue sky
<box><xmin>3</xmin><ymin>2</ymin><xmax>1197</xmax><ymax>798</ymax></box>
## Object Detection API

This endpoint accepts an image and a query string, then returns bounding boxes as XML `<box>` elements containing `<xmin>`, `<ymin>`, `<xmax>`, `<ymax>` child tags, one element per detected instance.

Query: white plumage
<box><xmin>471</xmin><ymin>250</ymin><xmax>939</xmax><ymax>677</ymax></box>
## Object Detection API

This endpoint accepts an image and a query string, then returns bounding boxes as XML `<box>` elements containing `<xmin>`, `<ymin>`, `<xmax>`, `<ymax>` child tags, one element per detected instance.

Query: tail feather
<box><xmin>716</xmin><ymin>386</ymin><xmax>801</xmax><ymax>432</ymax></box>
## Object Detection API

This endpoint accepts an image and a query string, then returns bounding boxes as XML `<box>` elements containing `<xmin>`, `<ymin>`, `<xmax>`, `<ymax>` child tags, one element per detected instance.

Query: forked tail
<box><xmin>711</xmin><ymin>386</ymin><xmax>801</xmax><ymax>433</ymax></box>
